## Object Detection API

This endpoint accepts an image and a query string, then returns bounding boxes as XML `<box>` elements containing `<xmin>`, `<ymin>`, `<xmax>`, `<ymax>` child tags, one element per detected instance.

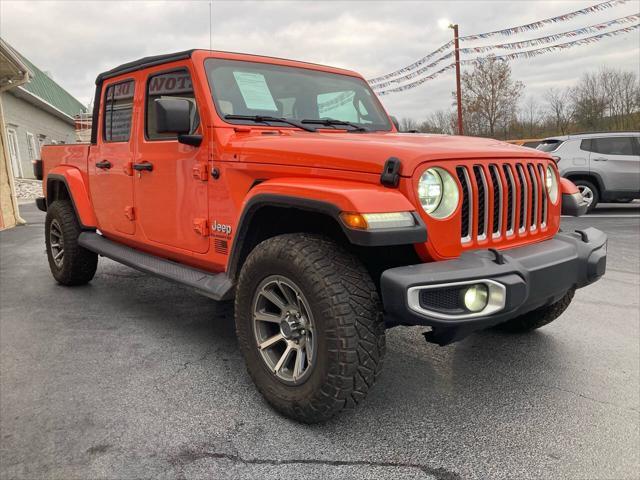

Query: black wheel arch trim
<box><xmin>45</xmin><ymin>174</ymin><xmax>95</xmax><ymax>231</ymax></box>
<box><xmin>563</xmin><ymin>170</ymin><xmax>605</xmax><ymax>193</ymax></box>
<box><xmin>228</xmin><ymin>194</ymin><xmax>427</xmax><ymax>280</ymax></box>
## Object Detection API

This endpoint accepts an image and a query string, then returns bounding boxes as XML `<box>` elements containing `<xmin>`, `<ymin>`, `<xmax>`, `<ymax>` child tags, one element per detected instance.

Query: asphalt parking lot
<box><xmin>1</xmin><ymin>203</ymin><xmax>638</xmax><ymax>480</ymax></box>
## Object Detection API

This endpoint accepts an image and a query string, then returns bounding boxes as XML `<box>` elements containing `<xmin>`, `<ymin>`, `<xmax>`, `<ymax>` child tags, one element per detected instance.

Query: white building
<box><xmin>1</xmin><ymin>38</ymin><xmax>87</xmax><ymax>179</ymax></box>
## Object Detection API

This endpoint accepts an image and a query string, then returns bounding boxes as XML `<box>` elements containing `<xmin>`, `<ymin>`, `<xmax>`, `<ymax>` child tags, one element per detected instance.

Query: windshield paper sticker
<box><xmin>233</xmin><ymin>71</ymin><xmax>278</xmax><ymax>111</ymax></box>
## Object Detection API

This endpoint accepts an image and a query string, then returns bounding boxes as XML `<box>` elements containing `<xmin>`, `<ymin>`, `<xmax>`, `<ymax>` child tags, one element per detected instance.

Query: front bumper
<box><xmin>380</xmin><ymin>227</ymin><xmax>607</xmax><ymax>345</ymax></box>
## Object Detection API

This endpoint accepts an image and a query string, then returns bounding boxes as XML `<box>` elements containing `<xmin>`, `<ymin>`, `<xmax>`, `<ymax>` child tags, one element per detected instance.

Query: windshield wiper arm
<box><xmin>224</xmin><ymin>114</ymin><xmax>316</xmax><ymax>132</ymax></box>
<box><xmin>301</xmin><ymin>118</ymin><xmax>369</xmax><ymax>132</ymax></box>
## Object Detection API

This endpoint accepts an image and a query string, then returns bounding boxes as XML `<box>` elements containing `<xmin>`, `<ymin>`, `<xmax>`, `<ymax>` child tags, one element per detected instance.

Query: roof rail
<box><xmin>568</xmin><ymin>131</ymin><xmax>640</xmax><ymax>136</ymax></box>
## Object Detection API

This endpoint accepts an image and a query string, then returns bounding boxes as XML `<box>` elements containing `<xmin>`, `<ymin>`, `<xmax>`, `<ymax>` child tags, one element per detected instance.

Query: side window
<box><xmin>146</xmin><ymin>70</ymin><xmax>199</xmax><ymax>140</ymax></box>
<box><xmin>580</xmin><ymin>139</ymin><xmax>592</xmax><ymax>152</ymax></box>
<box><xmin>591</xmin><ymin>137</ymin><xmax>635</xmax><ymax>156</ymax></box>
<box><xmin>103</xmin><ymin>80</ymin><xmax>135</xmax><ymax>142</ymax></box>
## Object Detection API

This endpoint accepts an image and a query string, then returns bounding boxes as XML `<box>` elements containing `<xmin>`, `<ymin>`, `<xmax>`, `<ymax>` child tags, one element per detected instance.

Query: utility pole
<box><xmin>449</xmin><ymin>23</ymin><xmax>464</xmax><ymax>135</ymax></box>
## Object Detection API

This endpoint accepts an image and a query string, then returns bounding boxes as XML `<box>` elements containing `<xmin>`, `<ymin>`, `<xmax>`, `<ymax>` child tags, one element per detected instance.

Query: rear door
<box><xmin>89</xmin><ymin>79</ymin><xmax>137</xmax><ymax>235</ymax></box>
<box><xmin>587</xmin><ymin>136</ymin><xmax>640</xmax><ymax>193</ymax></box>
<box><xmin>134</xmin><ymin>67</ymin><xmax>209</xmax><ymax>253</ymax></box>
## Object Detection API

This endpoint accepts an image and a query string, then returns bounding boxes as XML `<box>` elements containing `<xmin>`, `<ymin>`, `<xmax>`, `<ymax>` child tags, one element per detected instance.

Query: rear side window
<box><xmin>536</xmin><ymin>140</ymin><xmax>563</xmax><ymax>152</ymax></box>
<box><xmin>588</xmin><ymin>137</ymin><xmax>636</xmax><ymax>156</ymax></box>
<box><xmin>145</xmin><ymin>70</ymin><xmax>199</xmax><ymax>140</ymax></box>
<box><xmin>103</xmin><ymin>80</ymin><xmax>135</xmax><ymax>142</ymax></box>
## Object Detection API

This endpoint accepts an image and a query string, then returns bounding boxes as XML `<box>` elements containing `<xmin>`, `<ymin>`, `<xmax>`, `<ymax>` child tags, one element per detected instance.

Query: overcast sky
<box><xmin>1</xmin><ymin>0</ymin><xmax>638</xmax><ymax>120</ymax></box>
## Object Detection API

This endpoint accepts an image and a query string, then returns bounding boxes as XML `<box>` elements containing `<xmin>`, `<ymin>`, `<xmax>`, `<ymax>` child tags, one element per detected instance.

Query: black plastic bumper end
<box><xmin>562</xmin><ymin>192</ymin><xmax>588</xmax><ymax>216</ymax></box>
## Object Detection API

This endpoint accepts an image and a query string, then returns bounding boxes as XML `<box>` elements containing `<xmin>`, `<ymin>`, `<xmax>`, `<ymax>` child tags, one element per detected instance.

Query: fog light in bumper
<box><xmin>407</xmin><ymin>279</ymin><xmax>507</xmax><ymax>320</ymax></box>
<box><xmin>463</xmin><ymin>284</ymin><xmax>489</xmax><ymax>312</ymax></box>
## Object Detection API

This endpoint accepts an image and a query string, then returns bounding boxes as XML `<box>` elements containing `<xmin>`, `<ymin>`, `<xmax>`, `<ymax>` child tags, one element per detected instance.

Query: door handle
<box><xmin>593</xmin><ymin>157</ymin><xmax>608</xmax><ymax>162</ymax></box>
<box><xmin>132</xmin><ymin>161</ymin><xmax>153</xmax><ymax>172</ymax></box>
<box><xmin>95</xmin><ymin>160</ymin><xmax>112</xmax><ymax>169</ymax></box>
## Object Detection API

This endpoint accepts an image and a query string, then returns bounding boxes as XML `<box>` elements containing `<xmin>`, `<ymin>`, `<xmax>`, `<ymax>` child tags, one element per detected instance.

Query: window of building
<box><xmin>145</xmin><ymin>70</ymin><xmax>199</xmax><ymax>140</ymax></box>
<box><xmin>103</xmin><ymin>80</ymin><xmax>135</xmax><ymax>142</ymax></box>
<box><xmin>26</xmin><ymin>132</ymin><xmax>38</xmax><ymax>160</ymax></box>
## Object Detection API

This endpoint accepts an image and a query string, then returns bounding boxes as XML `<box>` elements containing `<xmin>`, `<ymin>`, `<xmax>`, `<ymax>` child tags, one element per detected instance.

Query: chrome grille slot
<box><xmin>527</xmin><ymin>164</ymin><xmax>539</xmax><ymax>231</ymax></box>
<box><xmin>516</xmin><ymin>164</ymin><xmax>528</xmax><ymax>232</ymax></box>
<box><xmin>473</xmin><ymin>166</ymin><xmax>488</xmax><ymax>240</ymax></box>
<box><xmin>456</xmin><ymin>167</ymin><xmax>473</xmax><ymax>242</ymax></box>
<box><xmin>489</xmin><ymin>165</ymin><xmax>502</xmax><ymax>237</ymax></box>
<box><xmin>503</xmin><ymin>164</ymin><xmax>516</xmax><ymax>235</ymax></box>
<box><xmin>538</xmin><ymin>164</ymin><xmax>548</xmax><ymax>226</ymax></box>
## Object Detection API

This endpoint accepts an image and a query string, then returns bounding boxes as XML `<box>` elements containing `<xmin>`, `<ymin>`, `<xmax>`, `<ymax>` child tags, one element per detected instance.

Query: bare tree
<box><xmin>419</xmin><ymin>110</ymin><xmax>455</xmax><ymax>134</ymax></box>
<box><xmin>457</xmin><ymin>55</ymin><xmax>524</xmax><ymax>138</ymax></box>
<box><xmin>399</xmin><ymin>117</ymin><xmax>419</xmax><ymax>132</ymax></box>
<box><xmin>544</xmin><ymin>87</ymin><xmax>574</xmax><ymax>135</ymax></box>
<box><xmin>572</xmin><ymin>71</ymin><xmax>608</xmax><ymax>131</ymax></box>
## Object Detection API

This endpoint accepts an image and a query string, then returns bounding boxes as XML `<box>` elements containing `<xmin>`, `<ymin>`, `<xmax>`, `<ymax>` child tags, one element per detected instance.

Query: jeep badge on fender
<box><xmin>36</xmin><ymin>49</ymin><xmax>607</xmax><ymax>424</ymax></box>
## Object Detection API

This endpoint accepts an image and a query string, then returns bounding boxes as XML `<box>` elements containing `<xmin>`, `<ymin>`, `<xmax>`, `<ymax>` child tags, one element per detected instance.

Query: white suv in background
<box><xmin>537</xmin><ymin>132</ymin><xmax>640</xmax><ymax>212</ymax></box>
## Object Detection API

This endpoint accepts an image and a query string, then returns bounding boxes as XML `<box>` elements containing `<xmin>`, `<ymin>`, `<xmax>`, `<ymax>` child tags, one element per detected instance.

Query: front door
<box><xmin>6</xmin><ymin>128</ymin><xmax>22</xmax><ymax>178</ymax></box>
<box><xmin>588</xmin><ymin>136</ymin><xmax>640</xmax><ymax>193</ymax></box>
<box><xmin>134</xmin><ymin>68</ymin><xmax>209</xmax><ymax>254</ymax></box>
<box><xmin>89</xmin><ymin>79</ymin><xmax>137</xmax><ymax>235</ymax></box>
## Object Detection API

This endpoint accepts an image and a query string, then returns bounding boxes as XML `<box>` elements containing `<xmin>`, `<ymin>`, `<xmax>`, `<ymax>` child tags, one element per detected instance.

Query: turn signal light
<box><xmin>340</xmin><ymin>211</ymin><xmax>415</xmax><ymax>230</ymax></box>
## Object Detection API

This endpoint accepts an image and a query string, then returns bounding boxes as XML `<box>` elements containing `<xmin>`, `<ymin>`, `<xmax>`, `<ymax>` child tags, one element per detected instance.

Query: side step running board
<box><xmin>78</xmin><ymin>232</ymin><xmax>234</xmax><ymax>301</ymax></box>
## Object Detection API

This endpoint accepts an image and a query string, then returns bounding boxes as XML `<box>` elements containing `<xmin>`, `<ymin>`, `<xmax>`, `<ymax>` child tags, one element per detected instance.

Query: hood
<box><xmin>236</xmin><ymin>131</ymin><xmax>551</xmax><ymax>177</ymax></box>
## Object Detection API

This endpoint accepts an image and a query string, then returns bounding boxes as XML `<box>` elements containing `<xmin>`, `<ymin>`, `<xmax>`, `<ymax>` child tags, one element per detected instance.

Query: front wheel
<box><xmin>574</xmin><ymin>180</ymin><xmax>599</xmax><ymax>212</ymax></box>
<box><xmin>234</xmin><ymin>233</ymin><xmax>385</xmax><ymax>423</ymax></box>
<box><xmin>494</xmin><ymin>289</ymin><xmax>575</xmax><ymax>333</ymax></box>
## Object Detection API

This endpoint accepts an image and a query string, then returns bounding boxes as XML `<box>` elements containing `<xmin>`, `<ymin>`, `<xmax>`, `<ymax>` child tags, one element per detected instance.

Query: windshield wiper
<box><xmin>301</xmin><ymin>118</ymin><xmax>369</xmax><ymax>132</ymax></box>
<box><xmin>224</xmin><ymin>114</ymin><xmax>316</xmax><ymax>132</ymax></box>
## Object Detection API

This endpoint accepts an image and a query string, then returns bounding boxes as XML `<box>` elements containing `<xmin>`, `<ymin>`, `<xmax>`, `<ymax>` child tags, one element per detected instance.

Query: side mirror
<box><xmin>389</xmin><ymin>115</ymin><xmax>400</xmax><ymax>131</ymax></box>
<box><xmin>155</xmin><ymin>97</ymin><xmax>192</xmax><ymax>134</ymax></box>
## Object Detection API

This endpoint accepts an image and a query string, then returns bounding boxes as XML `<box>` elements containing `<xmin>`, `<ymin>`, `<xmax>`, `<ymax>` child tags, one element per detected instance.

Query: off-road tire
<box><xmin>573</xmin><ymin>179</ymin><xmax>599</xmax><ymax>212</ymax></box>
<box><xmin>45</xmin><ymin>200</ymin><xmax>98</xmax><ymax>286</ymax></box>
<box><xmin>235</xmin><ymin>233</ymin><xmax>385</xmax><ymax>423</ymax></box>
<box><xmin>495</xmin><ymin>288</ymin><xmax>575</xmax><ymax>333</ymax></box>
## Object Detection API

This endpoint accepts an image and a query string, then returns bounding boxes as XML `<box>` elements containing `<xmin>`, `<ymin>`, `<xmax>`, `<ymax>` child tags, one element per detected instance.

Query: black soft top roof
<box><xmin>95</xmin><ymin>49</ymin><xmax>195</xmax><ymax>84</ymax></box>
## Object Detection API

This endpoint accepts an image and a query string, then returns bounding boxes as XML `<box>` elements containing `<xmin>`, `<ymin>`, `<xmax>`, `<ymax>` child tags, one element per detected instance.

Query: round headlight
<box><xmin>546</xmin><ymin>165</ymin><xmax>559</xmax><ymax>204</ymax></box>
<box><xmin>418</xmin><ymin>167</ymin><xmax>459</xmax><ymax>218</ymax></box>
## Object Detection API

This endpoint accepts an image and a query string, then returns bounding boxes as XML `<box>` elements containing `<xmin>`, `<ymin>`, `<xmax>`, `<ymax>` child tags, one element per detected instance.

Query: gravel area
<box><xmin>13</xmin><ymin>179</ymin><xmax>43</xmax><ymax>200</ymax></box>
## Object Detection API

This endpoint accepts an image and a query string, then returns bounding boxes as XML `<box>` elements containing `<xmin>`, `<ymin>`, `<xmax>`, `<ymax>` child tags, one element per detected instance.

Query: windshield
<box><xmin>205</xmin><ymin>58</ymin><xmax>392</xmax><ymax>131</ymax></box>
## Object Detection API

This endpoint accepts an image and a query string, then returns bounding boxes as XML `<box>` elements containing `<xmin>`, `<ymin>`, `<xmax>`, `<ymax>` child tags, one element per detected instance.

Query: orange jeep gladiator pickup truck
<box><xmin>35</xmin><ymin>49</ymin><xmax>606</xmax><ymax>423</ymax></box>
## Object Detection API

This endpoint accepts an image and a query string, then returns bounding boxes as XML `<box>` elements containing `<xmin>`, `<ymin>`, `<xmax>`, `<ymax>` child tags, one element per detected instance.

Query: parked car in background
<box><xmin>506</xmin><ymin>138</ymin><xmax>543</xmax><ymax>149</ymax></box>
<box><xmin>537</xmin><ymin>132</ymin><xmax>640</xmax><ymax>212</ymax></box>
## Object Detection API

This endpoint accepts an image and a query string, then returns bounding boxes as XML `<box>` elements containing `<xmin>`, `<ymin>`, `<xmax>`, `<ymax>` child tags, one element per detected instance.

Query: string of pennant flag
<box><xmin>367</xmin><ymin>0</ymin><xmax>632</xmax><ymax>87</ymax></box>
<box><xmin>458</xmin><ymin>13</ymin><xmax>639</xmax><ymax>54</ymax></box>
<box><xmin>375</xmin><ymin>23</ymin><xmax>640</xmax><ymax>96</ymax></box>
<box><xmin>459</xmin><ymin>0</ymin><xmax>628</xmax><ymax>40</ymax></box>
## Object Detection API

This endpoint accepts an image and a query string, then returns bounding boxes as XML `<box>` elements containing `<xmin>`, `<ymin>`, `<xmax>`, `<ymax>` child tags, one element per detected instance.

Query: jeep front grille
<box><xmin>456</xmin><ymin>161</ymin><xmax>549</xmax><ymax>245</ymax></box>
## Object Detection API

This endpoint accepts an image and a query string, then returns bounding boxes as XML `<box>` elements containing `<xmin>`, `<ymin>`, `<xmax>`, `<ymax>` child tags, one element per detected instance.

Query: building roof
<box><xmin>2</xmin><ymin>40</ymin><xmax>87</xmax><ymax>118</ymax></box>
<box><xmin>0</xmin><ymin>38</ymin><xmax>31</xmax><ymax>90</ymax></box>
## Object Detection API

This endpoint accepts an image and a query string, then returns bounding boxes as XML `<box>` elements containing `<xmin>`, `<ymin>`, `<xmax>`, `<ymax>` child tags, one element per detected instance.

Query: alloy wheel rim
<box><xmin>252</xmin><ymin>275</ymin><xmax>316</xmax><ymax>384</ymax></box>
<box><xmin>49</xmin><ymin>219</ymin><xmax>65</xmax><ymax>268</ymax></box>
<box><xmin>578</xmin><ymin>185</ymin><xmax>594</xmax><ymax>207</ymax></box>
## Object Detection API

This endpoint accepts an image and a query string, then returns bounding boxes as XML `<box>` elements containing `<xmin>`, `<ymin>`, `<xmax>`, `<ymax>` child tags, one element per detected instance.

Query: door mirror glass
<box><xmin>154</xmin><ymin>97</ymin><xmax>193</xmax><ymax>134</ymax></box>
<box><xmin>389</xmin><ymin>115</ymin><xmax>400</xmax><ymax>131</ymax></box>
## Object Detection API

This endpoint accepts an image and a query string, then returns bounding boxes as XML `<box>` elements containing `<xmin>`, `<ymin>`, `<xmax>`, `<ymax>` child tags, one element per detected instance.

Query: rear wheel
<box><xmin>573</xmin><ymin>180</ymin><xmax>599</xmax><ymax>212</ymax></box>
<box><xmin>235</xmin><ymin>233</ymin><xmax>385</xmax><ymax>423</ymax></box>
<box><xmin>45</xmin><ymin>200</ymin><xmax>98</xmax><ymax>285</ymax></box>
<box><xmin>495</xmin><ymin>289</ymin><xmax>575</xmax><ymax>333</ymax></box>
